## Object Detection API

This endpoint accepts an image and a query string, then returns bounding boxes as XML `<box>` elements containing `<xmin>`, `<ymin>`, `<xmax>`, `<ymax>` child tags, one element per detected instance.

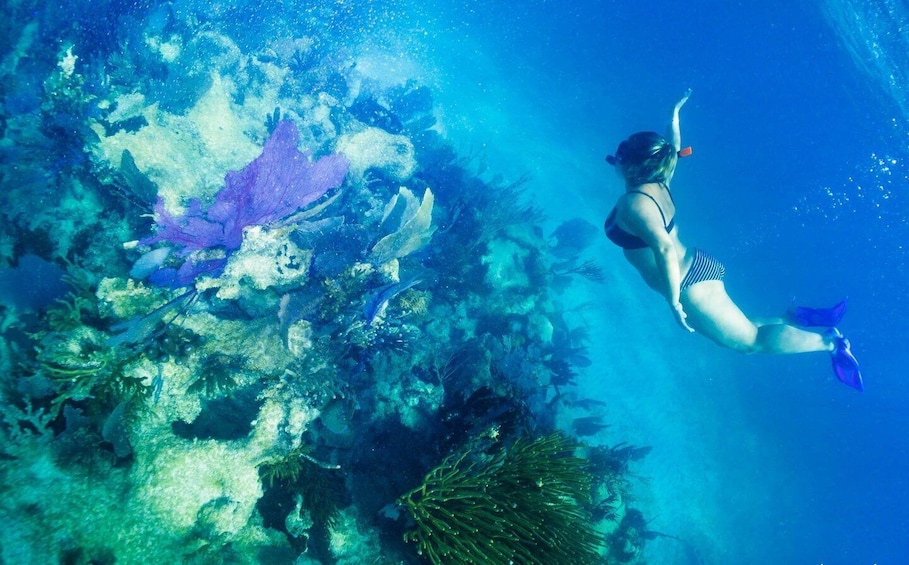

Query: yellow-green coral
<box><xmin>396</xmin><ymin>289</ymin><xmax>430</xmax><ymax>319</ymax></box>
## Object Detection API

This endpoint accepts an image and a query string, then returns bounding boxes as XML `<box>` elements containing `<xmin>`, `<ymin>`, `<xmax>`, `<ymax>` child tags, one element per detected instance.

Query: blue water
<box><xmin>3</xmin><ymin>0</ymin><xmax>908</xmax><ymax>563</ymax></box>
<box><xmin>426</xmin><ymin>1</ymin><xmax>909</xmax><ymax>562</ymax></box>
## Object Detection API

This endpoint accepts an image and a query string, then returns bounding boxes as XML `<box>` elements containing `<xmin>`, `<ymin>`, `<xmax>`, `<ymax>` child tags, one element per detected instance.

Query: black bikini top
<box><xmin>604</xmin><ymin>188</ymin><xmax>676</xmax><ymax>250</ymax></box>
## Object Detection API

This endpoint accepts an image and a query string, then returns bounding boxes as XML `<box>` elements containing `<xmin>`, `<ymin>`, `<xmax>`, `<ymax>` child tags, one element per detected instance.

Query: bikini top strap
<box><xmin>627</xmin><ymin>190</ymin><xmax>668</xmax><ymax>228</ymax></box>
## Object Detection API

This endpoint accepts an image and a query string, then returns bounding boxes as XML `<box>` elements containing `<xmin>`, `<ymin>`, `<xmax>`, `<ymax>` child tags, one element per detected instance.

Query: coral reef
<box><xmin>0</xmin><ymin>4</ymin><xmax>651</xmax><ymax>564</ymax></box>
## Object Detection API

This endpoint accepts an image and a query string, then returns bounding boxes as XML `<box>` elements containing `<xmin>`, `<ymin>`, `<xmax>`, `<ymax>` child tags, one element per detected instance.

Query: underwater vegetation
<box><xmin>258</xmin><ymin>444</ymin><xmax>346</xmax><ymax>558</ymax></box>
<box><xmin>400</xmin><ymin>433</ymin><xmax>602</xmax><ymax>565</ymax></box>
<box><xmin>24</xmin><ymin>274</ymin><xmax>152</xmax><ymax>423</ymax></box>
<box><xmin>186</xmin><ymin>353</ymin><xmax>242</xmax><ymax>397</ymax></box>
<box><xmin>0</xmin><ymin>3</ymin><xmax>648</xmax><ymax>564</ymax></box>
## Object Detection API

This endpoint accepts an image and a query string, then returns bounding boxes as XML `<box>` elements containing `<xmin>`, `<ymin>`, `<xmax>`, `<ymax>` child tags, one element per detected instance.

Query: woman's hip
<box><xmin>680</xmin><ymin>248</ymin><xmax>726</xmax><ymax>291</ymax></box>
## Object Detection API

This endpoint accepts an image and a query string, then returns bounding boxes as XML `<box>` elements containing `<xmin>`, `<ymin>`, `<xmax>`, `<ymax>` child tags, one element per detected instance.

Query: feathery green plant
<box><xmin>399</xmin><ymin>433</ymin><xmax>603</xmax><ymax>565</ymax></box>
<box><xmin>259</xmin><ymin>446</ymin><xmax>343</xmax><ymax>528</ymax></box>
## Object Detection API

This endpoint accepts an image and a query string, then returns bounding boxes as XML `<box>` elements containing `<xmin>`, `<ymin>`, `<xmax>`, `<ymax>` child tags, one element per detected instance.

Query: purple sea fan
<box><xmin>139</xmin><ymin>120</ymin><xmax>349</xmax><ymax>286</ymax></box>
<box><xmin>143</xmin><ymin>120</ymin><xmax>349</xmax><ymax>254</ymax></box>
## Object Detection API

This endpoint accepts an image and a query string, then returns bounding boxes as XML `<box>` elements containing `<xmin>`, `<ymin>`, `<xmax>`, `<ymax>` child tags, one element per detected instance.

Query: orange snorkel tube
<box><xmin>605</xmin><ymin>145</ymin><xmax>693</xmax><ymax>165</ymax></box>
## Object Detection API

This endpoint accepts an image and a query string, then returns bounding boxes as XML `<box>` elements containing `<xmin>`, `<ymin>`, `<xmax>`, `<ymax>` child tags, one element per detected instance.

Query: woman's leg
<box><xmin>681</xmin><ymin>281</ymin><xmax>833</xmax><ymax>354</ymax></box>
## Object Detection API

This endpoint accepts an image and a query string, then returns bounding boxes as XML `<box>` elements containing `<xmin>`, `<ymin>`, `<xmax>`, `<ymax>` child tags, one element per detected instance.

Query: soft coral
<box><xmin>140</xmin><ymin>120</ymin><xmax>348</xmax><ymax>286</ymax></box>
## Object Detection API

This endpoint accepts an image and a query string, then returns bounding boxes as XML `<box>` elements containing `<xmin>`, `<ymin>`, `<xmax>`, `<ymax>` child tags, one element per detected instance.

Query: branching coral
<box><xmin>551</xmin><ymin>258</ymin><xmax>607</xmax><ymax>284</ymax></box>
<box><xmin>399</xmin><ymin>433</ymin><xmax>603</xmax><ymax>565</ymax></box>
<box><xmin>458</xmin><ymin>174</ymin><xmax>544</xmax><ymax>251</ymax></box>
<box><xmin>0</xmin><ymin>400</ymin><xmax>54</xmax><ymax>456</ymax></box>
<box><xmin>396</xmin><ymin>288</ymin><xmax>430</xmax><ymax>320</ymax></box>
<box><xmin>44</xmin><ymin>292</ymin><xmax>97</xmax><ymax>332</ymax></box>
<box><xmin>317</xmin><ymin>264</ymin><xmax>380</xmax><ymax>323</ymax></box>
<box><xmin>260</xmin><ymin>446</ymin><xmax>310</xmax><ymax>488</ymax></box>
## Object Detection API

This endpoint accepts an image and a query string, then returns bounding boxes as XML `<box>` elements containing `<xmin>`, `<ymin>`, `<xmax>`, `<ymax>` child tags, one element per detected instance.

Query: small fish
<box><xmin>129</xmin><ymin>247</ymin><xmax>171</xmax><ymax>280</ymax></box>
<box><xmin>363</xmin><ymin>278</ymin><xmax>421</xmax><ymax>326</ymax></box>
<box><xmin>152</xmin><ymin>365</ymin><xmax>164</xmax><ymax>404</ymax></box>
<box><xmin>572</xmin><ymin>415</ymin><xmax>610</xmax><ymax>437</ymax></box>
<box><xmin>569</xmin><ymin>397</ymin><xmax>607</xmax><ymax>411</ymax></box>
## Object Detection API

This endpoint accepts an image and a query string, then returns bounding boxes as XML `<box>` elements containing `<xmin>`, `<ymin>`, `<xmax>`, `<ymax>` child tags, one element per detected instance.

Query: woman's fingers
<box><xmin>676</xmin><ymin>89</ymin><xmax>692</xmax><ymax>109</ymax></box>
<box><xmin>673</xmin><ymin>302</ymin><xmax>695</xmax><ymax>332</ymax></box>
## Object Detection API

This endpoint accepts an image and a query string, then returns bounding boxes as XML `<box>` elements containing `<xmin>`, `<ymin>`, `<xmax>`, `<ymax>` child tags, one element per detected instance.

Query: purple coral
<box><xmin>140</xmin><ymin>120</ymin><xmax>349</xmax><ymax>286</ymax></box>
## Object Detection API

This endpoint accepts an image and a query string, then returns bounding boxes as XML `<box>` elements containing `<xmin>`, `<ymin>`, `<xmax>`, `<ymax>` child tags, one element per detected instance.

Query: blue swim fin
<box><xmin>788</xmin><ymin>298</ymin><xmax>847</xmax><ymax>327</ymax></box>
<box><xmin>828</xmin><ymin>328</ymin><xmax>863</xmax><ymax>392</ymax></box>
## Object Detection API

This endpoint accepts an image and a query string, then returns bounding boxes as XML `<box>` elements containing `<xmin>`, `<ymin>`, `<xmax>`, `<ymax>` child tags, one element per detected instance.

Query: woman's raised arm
<box><xmin>668</xmin><ymin>88</ymin><xmax>692</xmax><ymax>151</ymax></box>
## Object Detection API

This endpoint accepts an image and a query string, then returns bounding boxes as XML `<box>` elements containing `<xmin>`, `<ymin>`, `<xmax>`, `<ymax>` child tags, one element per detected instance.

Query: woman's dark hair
<box><xmin>606</xmin><ymin>132</ymin><xmax>676</xmax><ymax>186</ymax></box>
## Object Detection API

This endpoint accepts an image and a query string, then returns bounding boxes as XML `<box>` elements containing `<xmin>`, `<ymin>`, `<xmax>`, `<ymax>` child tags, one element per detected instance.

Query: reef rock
<box><xmin>91</xmin><ymin>73</ymin><xmax>262</xmax><ymax>208</ymax></box>
<box><xmin>196</xmin><ymin>225</ymin><xmax>312</xmax><ymax>300</ymax></box>
<box><xmin>335</xmin><ymin>127</ymin><xmax>416</xmax><ymax>182</ymax></box>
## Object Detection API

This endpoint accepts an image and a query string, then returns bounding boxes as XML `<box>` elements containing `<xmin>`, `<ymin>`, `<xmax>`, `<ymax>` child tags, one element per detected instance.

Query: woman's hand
<box><xmin>671</xmin><ymin>301</ymin><xmax>695</xmax><ymax>332</ymax></box>
<box><xmin>675</xmin><ymin>88</ymin><xmax>692</xmax><ymax>112</ymax></box>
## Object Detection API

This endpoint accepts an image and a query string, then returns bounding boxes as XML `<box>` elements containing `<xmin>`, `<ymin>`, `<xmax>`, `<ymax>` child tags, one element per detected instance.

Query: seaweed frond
<box><xmin>400</xmin><ymin>432</ymin><xmax>603</xmax><ymax>565</ymax></box>
<box><xmin>552</xmin><ymin>258</ymin><xmax>607</xmax><ymax>283</ymax></box>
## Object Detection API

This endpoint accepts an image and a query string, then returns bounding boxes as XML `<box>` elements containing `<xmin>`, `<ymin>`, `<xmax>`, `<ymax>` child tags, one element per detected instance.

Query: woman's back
<box><xmin>607</xmin><ymin>183</ymin><xmax>690</xmax><ymax>292</ymax></box>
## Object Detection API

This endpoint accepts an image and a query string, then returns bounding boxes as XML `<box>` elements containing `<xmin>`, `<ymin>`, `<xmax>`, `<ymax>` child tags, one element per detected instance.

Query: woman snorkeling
<box><xmin>603</xmin><ymin>89</ymin><xmax>863</xmax><ymax>390</ymax></box>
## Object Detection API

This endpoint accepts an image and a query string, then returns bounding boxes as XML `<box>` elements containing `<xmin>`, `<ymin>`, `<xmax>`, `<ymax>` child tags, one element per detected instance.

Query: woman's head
<box><xmin>606</xmin><ymin>132</ymin><xmax>676</xmax><ymax>186</ymax></box>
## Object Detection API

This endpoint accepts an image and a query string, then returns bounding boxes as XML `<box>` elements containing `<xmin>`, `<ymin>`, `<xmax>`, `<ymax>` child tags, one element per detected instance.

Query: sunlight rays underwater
<box><xmin>1</xmin><ymin>0</ymin><xmax>905</xmax><ymax>563</ymax></box>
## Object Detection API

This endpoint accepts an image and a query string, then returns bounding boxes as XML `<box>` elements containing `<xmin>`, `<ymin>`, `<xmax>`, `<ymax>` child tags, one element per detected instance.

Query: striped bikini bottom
<box><xmin>680</xmin><ymin>248</ymin><xmax>726</xmax><ymax>291</ymax></box>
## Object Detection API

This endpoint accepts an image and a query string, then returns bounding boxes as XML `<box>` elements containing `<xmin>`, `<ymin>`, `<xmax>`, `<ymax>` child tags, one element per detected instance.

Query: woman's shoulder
<box><xmin>620</xmin><ymin>185</ymin><xmax>660</xmax><ymax>206</ymax></box>
<box><xmin>620</xmin><ymin>184</ymin><xmax>675</xmax><ymax>221</ymax></box>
